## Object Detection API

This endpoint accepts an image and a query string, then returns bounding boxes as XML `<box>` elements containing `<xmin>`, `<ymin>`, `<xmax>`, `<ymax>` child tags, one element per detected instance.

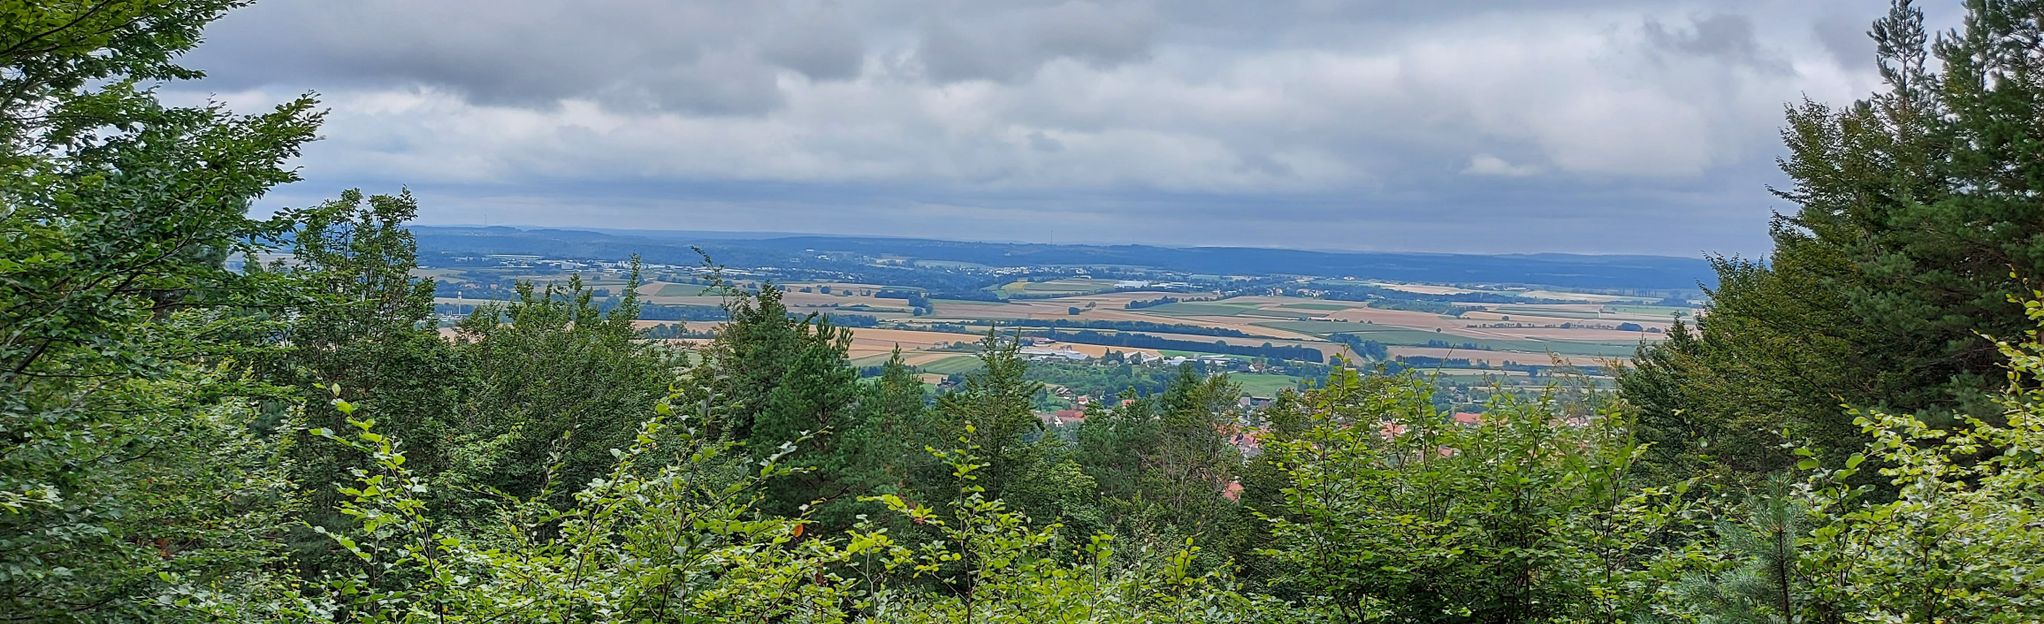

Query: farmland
<box><xmin>412</xmin><ymin>232</ymin><xmax>1701</xmax><ymax>401</ymax></box>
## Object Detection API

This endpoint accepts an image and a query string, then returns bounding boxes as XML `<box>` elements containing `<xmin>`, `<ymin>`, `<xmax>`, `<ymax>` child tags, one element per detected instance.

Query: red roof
<box><xmin>1379</xmin><ymin>422</ymin><xmax>1409</xmax><ymax>439</ymax></box>
<box><xmin>1452</xmin><ymin>412</ymin><xmax>1483</xmax><ymax>426</ymax></box>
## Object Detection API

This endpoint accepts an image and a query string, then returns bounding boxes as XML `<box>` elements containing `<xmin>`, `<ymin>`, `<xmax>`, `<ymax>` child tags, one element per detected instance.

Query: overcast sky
<box><xmin>174</xmin><ymin>0</ymin><xmax>1940</xmax><ymax>256</ymax></box>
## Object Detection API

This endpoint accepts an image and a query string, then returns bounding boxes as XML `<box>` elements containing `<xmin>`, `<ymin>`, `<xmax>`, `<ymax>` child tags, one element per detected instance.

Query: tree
<box><xmin>1623</xmin><ymin>0</ymin><xmax>2044</xmax><ymax>475</ymax></box>
<box><xmin>1259</xmin><ymin>370</ymin><xmax>1674</xmax><ymax>623</ymax></box>
<box><xmin>932</xmin><ymin>331</ymin><xmax>1100</xmax><ymax>533</ymax></box>
<box><xmin>688</xmin><ymin>282</ymin><xmax>867</xmax><ymax>520</ymax></box>
<box><xmin>1</xmin><ymin>1</ymin><xmax>321</xmax><ymax>617</ymax></box>
<box><xmin>830</xmin><ymin>348</ymin><xmax>946</xmax><ymax>528</ymax></box>
<box><xmin>1078</xmin><ymin>365</ymin><xmax>1251</xmax><ymax>566</ymax></box>
<box><xmin>1655</xmin><ymin>290</ymin><xmax>2044</xmax><ymax>622</ymax></box>
<box><xmin>454</xmin><ymin>265</ymin><xmax>681</xmax><ymax>508</ymax></box>
<box><xmin>276</xmin><ymin>191</ymin><xmax>472</xmax><ymax>531</ymax></box>
<box><xmin>934</xmin><ymin>332</ymin><xmax>1045</xmax><ymax>496</ymax></box>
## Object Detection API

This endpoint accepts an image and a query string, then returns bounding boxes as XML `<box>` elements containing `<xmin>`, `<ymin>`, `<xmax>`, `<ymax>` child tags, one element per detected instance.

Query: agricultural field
<box><xmin>417</xmin><ymin>256</ymin><xmax>1696</xmax><ymax>399</ymax></box>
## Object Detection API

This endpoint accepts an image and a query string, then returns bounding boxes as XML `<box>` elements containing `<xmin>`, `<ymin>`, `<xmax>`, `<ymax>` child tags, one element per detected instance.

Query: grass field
<box><xmin>1604</xmin><ymin>305</ymin><xmax>1691</xmax><ymax>317</ymax></box>
<box><xmin>1230</xmin><ymin>373</ymin><xmax>1306</xmax><ymax>397</ymax></box>
<box><xmin>654</xmin><ymin>283</ymin><xmax>716</xmax><ymax>296</ymax></box>
<box><xmin>917</xmin><ymin>355</ymin><xmax>986</xmax><ymax>375</ymax></box>
<box><xmin>1251</xmin><ymin>320</ymin><xmax>1642</xmax><ymax>358</ymax></box>
<box><xmin>1148</xmin><ymin>301</ymin><xmax>1297</xmax><ymax>318</ymax></box>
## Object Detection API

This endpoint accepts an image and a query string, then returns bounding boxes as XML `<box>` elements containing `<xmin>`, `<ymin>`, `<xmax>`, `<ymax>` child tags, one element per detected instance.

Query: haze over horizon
<box><xmin>418</xmin><ymin>223</ymin><xmax>1723</xmax><ymax>260</ymax></box>
<box><xmin>176</xmin><ymin>1</ymin><xmax>1955</xmax><ymax>257</ymax></box>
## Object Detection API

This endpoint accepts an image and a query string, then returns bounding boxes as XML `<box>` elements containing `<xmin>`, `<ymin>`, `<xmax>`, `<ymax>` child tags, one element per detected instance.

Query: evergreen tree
<box><xmin>1078</xmin><ymin>365</ymin><xmax>1250</xmax><ymax>564</ymax></box>
<box><xmin>934</xmin><ymin>332</ymin><xmax>1046</xmax><ymax>499</ymax></box>
<box><xmin>832</xmin><ymin>348</ymin><xmax>945</xmax><ymax>527</ymax></box>
<box><xmin>278</xmin><ymin>190</ymin><xmax>470</xmax><ymax>528</ymax></box>
<box><xmin>933</xmin><ymin>331</ymin><xmax>1100</xmax><ymax>532</ymax></box>
<box><xmin>1623</xmin><ymin>0</ymin><xmax>2044</xmax><ymax>473</ymax></box>
<box><xmin>454</xmin><ymin>264</ymin><xmax>681</xmax><ymax>508</ymax></box>
<box><xmin>691</xmin><ymin>282</ymin><xmax>866</xmax><ymax>519</ymax></box>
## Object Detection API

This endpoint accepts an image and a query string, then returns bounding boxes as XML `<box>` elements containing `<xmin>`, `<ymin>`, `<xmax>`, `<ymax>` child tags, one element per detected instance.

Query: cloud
<box><xmin>1643</xmin><ymin>13</ymin><xmax>1789</xmax><ymax>73</ymax></box>
<box><xmin>759</xmin><ymin>6</ymin><xmax>867</xmax><ymax>81</ymax></box>
<box><xmin>1464</xmin><ymin>155</ymin><xmax>1540</xmax><ymax>177</ymax></box>
<box><xmin>176</xmin><ymin>0</ymin><xmax>1895</xmax><ymax>255</ymax></box>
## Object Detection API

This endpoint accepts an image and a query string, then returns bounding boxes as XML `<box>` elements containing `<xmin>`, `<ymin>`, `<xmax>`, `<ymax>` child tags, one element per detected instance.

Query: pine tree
<box><xmin>1623</xmin><ymin>0</ymin><xmax>2044</xmax><ymax>473</ymax></box>
<box><xmin>454</xmin><ymin>263</ymin><xmax>681</xmax><ymax>507</ymax></box>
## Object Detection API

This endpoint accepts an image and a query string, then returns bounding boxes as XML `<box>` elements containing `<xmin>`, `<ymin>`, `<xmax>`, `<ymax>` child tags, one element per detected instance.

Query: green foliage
<box><xmin>932</xmin><ymin>332</ymin><xmax>1101</xmax><ymax>533</ymax></box>
<box><xmin>276</xmin><ymin>190</ymin><xmax>471</xmax><ymax>538</ymax></box>
<box><xmin>1624</xmin><ymin>0</ymin><xmax>2044</xmax><ymax>475</ymax></box>
<box><xmin>1</xmin><ymin>1</ymin><xmax>320</xmax><ymax>617</ymax></box>
<box><xmin>1079</xmin><ymin>366</ymin><xmax>1255</xmax><ymax>566</ymax></box>
<box><xmin>1259</xmin><ymin>370</ymin><xmax>1681</xmax><ymax>623</ymax></box>
<box><xmin>10</xmin><ymin>1</ymin><xmax>2044</xmax><ymax>621</ymax></box>
<box><xmin>689</xmin><ymin>281</ymin><xmax>871</xmax><ymax>522</ymax></box>
<box><xmin>453</xmin><ymin>262</ymin><xmax>682</xmax><ymax>507</ymax></box>
<box><xmin>1646</xmin><ymin>289</ymin><xmax>2044</xmax><ymax>623</ymax></box>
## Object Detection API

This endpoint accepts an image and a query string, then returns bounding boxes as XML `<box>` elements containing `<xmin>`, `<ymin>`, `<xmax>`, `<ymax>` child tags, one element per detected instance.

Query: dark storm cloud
<box><xmin>182</xmin><ymin>0</ymin><xmax>1900</xmax><ymax>255</ymax></box>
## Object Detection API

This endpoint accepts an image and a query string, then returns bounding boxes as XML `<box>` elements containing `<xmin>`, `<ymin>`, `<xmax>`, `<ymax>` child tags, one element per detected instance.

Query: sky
<box><xmin>173</xmin><ymin>0</ymin><xmax>1940</xmax><ymax>256</ymax></box>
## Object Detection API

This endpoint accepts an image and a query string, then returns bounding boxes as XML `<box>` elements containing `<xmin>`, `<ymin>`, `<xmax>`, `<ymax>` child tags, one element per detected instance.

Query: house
<box><xmin>1019</xmin><ymin>345</ymin><xmax>1089</xmax><ymax>361</ymax></box>
<box><xmin>1044</xmin><ymin>409</ymin><xmax>1087</xmax><ymax>427</ymax></box>
<box><xmin>1222</xmin><ymin>480</ymin><xmax>1245</xmax><ymax>502</ymax></box>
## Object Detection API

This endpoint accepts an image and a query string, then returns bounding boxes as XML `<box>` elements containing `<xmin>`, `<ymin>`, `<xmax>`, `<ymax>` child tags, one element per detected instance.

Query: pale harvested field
<box><xmin>1055</xmin><ymin>291</ymin><xmax>1222</xmax><ymax>306</ymax></box>
<box><xmin>848</xmin><ymin>328</ymin><xmax>980</xmax><ymax>350</ymax></box>
<box><xmin>1461</xmin><ymin>312</ymin><xmax>1676</xmax><ymax>332</ymax></box>
<box><xmin>1310</xmin><ymin>304</ymin><xmax>1671</xmax><ymax>343</ymax></box>
<box><xmin>928</xmin><ymin>292</ymin><xmax>1216</xmax><ymax>323</ymax></box>
<box><xmin>928</xmin><ymin>300</ymin><xmax>1050</xmax><ymax>320</ymax></box>
<box><xmin>1509</xmin><ymin>303</ymin><xmax>1610</xmax><ymax>314</ymax></box>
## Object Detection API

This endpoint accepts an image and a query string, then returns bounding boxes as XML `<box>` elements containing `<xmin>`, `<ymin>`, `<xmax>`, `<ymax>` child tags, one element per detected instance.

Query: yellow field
<box><xmin>593</xmin><ymin>279</ymin><xmax>1690</xmax><ymax>378</ymax></box>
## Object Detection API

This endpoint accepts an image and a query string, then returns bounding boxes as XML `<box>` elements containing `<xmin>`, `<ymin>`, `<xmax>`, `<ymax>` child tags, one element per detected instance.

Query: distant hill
<box><xmin>411</xmin><ymin>226</ymin><xmax>1715</xmax><ymax>290</ymax></box>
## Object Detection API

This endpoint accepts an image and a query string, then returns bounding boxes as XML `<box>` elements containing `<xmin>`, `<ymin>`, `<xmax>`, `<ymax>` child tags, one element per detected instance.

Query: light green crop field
<box><xmin>1250</xmin><ymin>320</ymin><xmax>1643</xmax><ymax>358</ymax></box>
<box><xmin>1489</xmin><ymin>305</ymin><xmax>1606</xmax><ymax>320</ymax></box>
<box><xmin>1603</xmin><ymin>305</ymin><xmax>1691</xmax><ymax>317</ymax></box>
<box><xmin>1146</xmin><ymin>301</ymin><xmax>1296</xmax><ymax>318</ymax></box>
<box><xmin>655</xmin><ymin>283</ymin><xmax>718</xmax><ymax>296</ymax></box>
<box><xmin>916</xmin><ymin>355</ymin><xmax>986</xmax><ymax>375</ymax></box>
<box><xmin>1230</xmin><ymin>373</ymin><xmax>1306</xmax><ymax>397</ymax></box>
